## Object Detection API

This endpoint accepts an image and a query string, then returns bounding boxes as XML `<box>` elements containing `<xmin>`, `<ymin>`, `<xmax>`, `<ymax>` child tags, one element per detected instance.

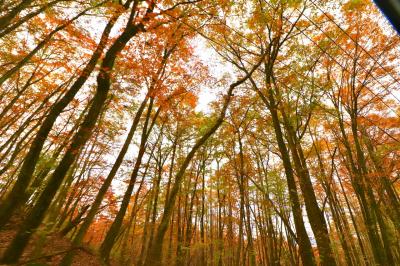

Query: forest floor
<box><xmin>0</xmin><ymin>216</ymin><xmax>104</xmax><ymax>266</ymax></box>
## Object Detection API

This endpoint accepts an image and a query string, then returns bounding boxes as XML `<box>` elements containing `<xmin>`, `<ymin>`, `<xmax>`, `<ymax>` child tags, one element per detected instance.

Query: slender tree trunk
<box><xmin>144</xmin><ymin>58</ymin><xmax>265</xmax><ymax>265</ymax></box>
<box><xmin>254</xmin><ymin>84</ymin><xmax>316</xmax><ymax>266</ymax></box>
<box><xmin>100</xmin><ymin>99</ymin><xmax>156</xmax><ymax>262</ymax></box>
<box><xmin>282</xmin><ymin>112</ymin><xmax>335</xmax><ymax>265</ymax></box>
<box><xmin>0</xmin><ymin>6</ymin><xmax>143</xmax><ymax>262</ymax></box>
<box><xmin>0</xmin><ymin>13</ymin><xmax>119</xmax><ymax>228</ymax></box>
<box><xmin>62</xmin><ymin>96</ymin><xmax>148</xmax><ymax>260</ymax></box>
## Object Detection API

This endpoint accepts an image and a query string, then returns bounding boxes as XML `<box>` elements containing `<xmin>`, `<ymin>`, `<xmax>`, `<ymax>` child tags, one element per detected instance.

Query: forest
<box><xmin>0</xmin><ymin>0</ymin><xmax>399</xmax><ymax>265</ymax></box>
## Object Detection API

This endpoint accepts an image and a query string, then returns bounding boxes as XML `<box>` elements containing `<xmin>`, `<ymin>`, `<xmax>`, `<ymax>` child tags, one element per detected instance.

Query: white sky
<box><xmin>191</xmin><ymin>36</ymin><xmax>234</xmax><ymax>113</ymax></box>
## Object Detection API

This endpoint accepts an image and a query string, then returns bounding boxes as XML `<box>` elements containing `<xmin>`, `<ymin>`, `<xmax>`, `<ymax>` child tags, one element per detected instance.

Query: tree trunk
<box><xmin>0</xmin><ymin>8</ymin><xmax>143</xmax><ymax>263</ymax></box>
<box><xmin>143</xmin><ymin>59</ymin><xmax>265</xmax><ymax>265</ymax></box>
<box><xmin>0</xmin><ymin>13</ymin><xmax>119</xmax><ymax>228</ymax></box>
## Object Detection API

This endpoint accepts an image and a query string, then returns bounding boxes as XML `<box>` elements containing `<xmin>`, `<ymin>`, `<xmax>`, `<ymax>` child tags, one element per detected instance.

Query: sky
<box><xmin>191</xmin><ymin>36</ymin><xmax>235</xmax><ymax>114</ymax></box>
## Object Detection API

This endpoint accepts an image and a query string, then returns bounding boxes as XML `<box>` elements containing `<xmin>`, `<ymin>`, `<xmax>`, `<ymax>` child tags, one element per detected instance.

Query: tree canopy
<box><xmin>0</xmin><ymin>0</ymin><xmax>399</xmax><ymax>265</ymax></box>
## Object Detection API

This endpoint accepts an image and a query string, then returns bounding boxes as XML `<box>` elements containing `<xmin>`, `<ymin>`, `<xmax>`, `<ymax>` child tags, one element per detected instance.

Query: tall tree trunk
<box><xmin>282</xmin><ymin>111</ymin><xmax>335</xmax><ymax>265</ymax></box>
<box><xmin>0</xmin><ymin>13</ymin><xmax>119</xmax><ymax>228</ymax></box>
<box><xmin>0</xmin><ymin>6</ymin><xmax>143</xmax><ymax>262</ymax></box>
<box><xmin>60</xmin><ymin>95</ymin><xmax>149</xmax><ymax>265</ymax></box>
<box><xmin>253</xmin><ymin>82</ymin><xmax>316</xmax><ymax>266</ymax></box>
<box><xmin>144</xmin><ymin>58</ymin><xmax>265</xmax><ymax>265</ymax></box>
<box><xmin>100</xmin><ymin>99</ymin><xmax>158</xmax><ymax>262</ymax></box>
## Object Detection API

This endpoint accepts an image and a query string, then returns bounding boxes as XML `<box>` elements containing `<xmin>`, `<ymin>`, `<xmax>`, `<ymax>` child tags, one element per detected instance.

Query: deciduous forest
<box><xmin>0</xmin><ymin>0</ymin><xmax>399</xmax><ymax>265</ymax></box>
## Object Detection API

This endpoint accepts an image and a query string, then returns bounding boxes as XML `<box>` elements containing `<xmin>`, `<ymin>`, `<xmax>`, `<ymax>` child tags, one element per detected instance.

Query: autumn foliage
<box><xmin>0</xmin><ymin>0</ymin><xmax>399</xmax><ymax>265</ymax></box>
